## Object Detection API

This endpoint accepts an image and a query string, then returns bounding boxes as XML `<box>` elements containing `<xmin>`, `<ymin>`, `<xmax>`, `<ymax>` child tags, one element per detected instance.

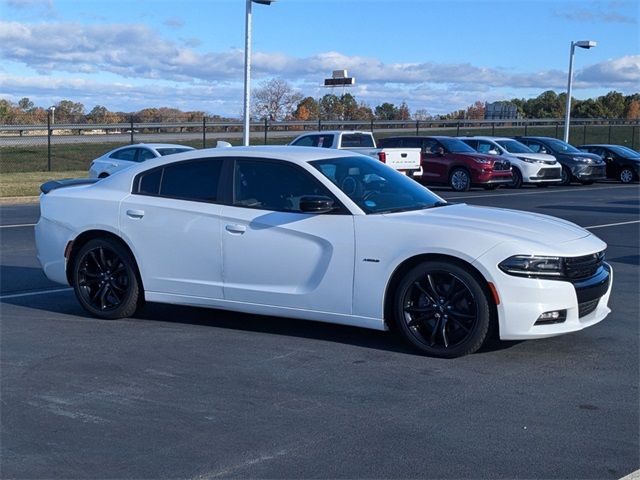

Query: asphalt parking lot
<box><xmin>1</xmin><ymin>182</ymin><xmax>639</xmax><ymax>479</ymax></box>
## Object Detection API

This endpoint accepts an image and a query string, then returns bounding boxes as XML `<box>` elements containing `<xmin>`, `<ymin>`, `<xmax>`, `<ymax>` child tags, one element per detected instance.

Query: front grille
<box><xmin>578</xmin><ymin>298</ymin><xmax>599</xmax><ymax>318</ymax></box>
<box><xmin>493</xmin><ymin>161</ymin><xmax>511</xmax><ymax>171</ymax></box>
<box><xmin>564</xmin><ymin>251</ymin><xmax>605</xmax><ymax>280</ymax></box>
<box><xmin>536</xmin><ymin>168</ymin><xmax>559</xmax><ymax>178</ymax></box>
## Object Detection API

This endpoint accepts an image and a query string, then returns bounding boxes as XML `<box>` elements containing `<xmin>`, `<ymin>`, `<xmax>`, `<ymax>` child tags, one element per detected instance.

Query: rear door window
<box><xmin>110</xmin><ymin>148</ymin><xmax>139</xmax><ymax>162</ymax></box>
<box><xmin>138</xmin><ymin>149</ymin><xmax>157</xmax><ymax>162</ymax></box>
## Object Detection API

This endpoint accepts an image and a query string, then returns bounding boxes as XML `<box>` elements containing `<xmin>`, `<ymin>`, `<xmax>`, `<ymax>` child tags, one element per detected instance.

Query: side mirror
<box><xmin>604</xmin><ymin>156</ymin><xmax>614</xmax><ymax>162</ymax></box>
<box><xmin>488</xmin><ymin>149</ymin><xmax>499</xmax><ymax>155</ymax></box>
<box><xmin>299</xmin><ymin>195</ymin><xmax>335</xmax><ymax>214</ymax></box>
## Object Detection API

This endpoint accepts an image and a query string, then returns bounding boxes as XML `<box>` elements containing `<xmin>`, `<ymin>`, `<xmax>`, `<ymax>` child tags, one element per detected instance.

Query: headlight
<box><xmin>572</xmin><ymin>157</ymin><xmax>594</xmax><ymax>163</ymax></box>
<box><xmin>498</xmin><ymin>255</ymin><xmax>563</xmax><ymax>278</ymax></box>
<box><xmin>473</xmin><ymin>157</ymin><xmax>491</xmax><ymax>164</ymax></box>
<box><xmin>516</xmin><ymin>156</ymin><xmax>538</xmax><ymax>163</ymax></box>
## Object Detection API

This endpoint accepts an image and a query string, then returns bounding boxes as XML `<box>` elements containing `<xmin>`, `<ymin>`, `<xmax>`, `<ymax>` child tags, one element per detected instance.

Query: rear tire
<box><xmin>71</xmin><ymin>237</ymin><xmax>142</xmax><ymax>319</ymax></box>
<box><xmin>393</xmin><ymin>261</ymin><xmax>491</xmax><ymax>358</ymax></box>
<box><xmin>98</xmin><ymin>173</ymin><xmax>109</xmax><ymax>179</ymax></box>
<box><xmin>449</xmin><ymin>168</ymin><xmax>471</xmax><ymax>192</ymax></box>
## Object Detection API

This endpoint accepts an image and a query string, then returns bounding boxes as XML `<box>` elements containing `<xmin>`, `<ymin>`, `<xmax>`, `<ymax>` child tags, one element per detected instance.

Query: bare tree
<box><xmin>251</xmin><ymin>78</ymin><xmax>303</xmax><ymax>121</ymax></box>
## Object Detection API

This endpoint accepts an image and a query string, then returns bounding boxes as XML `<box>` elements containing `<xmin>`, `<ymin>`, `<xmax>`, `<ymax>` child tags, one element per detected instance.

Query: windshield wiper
<box><xmin>375</xmin><ymin>201</ymin><xmax>450</xmax><ymax>214</ymax></box>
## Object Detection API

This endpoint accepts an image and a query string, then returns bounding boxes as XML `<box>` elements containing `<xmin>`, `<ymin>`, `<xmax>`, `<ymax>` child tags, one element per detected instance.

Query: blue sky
<box><xmin>1</xmin><ymin>0</ymin><xmax>638</xmax><ymax>117</ymax></box>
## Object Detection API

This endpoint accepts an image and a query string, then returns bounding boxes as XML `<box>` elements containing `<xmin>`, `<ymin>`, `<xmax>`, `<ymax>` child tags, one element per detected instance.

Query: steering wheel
<box><xmin>341</xmin><ymin>176</ymin><xmax>364</xmax><ymax>198</ymax></box>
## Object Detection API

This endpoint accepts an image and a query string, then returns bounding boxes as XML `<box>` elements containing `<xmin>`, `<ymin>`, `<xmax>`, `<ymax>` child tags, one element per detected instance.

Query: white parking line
<box><xmin>0</xmin><ymin>223</ymin><xmax>36</xmax><ymax>229</ymax></box>
<box><xmin>446</xmin><ymin>184</ymin><xmax>639</xmax><ymax>200</ymax></box>
<box><xmin>0</xmin><ymin>287</ymin><xmax>72</xmax><ymax>300</ymax></box>
<box><xmin>585</xmin><ymin>220</ymin><xmax>640</xmax><ymax>230</ymax></box>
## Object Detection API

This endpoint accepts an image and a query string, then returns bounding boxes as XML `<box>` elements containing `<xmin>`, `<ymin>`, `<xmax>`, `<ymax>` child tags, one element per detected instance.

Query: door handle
<box><xmin>126</xmin><ymin>209</ymin><xmax>145</xmax><ymax>219</ymax></box>
<box><xmin>225</xmin><ymin>224</ymin><xmax>246</xmax><ymax>234</ymax></box>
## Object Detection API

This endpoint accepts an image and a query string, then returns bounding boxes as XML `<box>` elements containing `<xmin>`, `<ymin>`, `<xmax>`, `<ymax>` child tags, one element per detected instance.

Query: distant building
<box><xmin>484</xmin><ymin>102</ymin><xmax>519</xmax><ymax>120</ymax></box>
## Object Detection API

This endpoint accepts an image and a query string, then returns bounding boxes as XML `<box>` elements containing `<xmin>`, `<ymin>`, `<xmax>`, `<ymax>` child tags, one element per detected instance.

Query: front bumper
<box><xmin>525</xmin><ymin>166</ymin><xmax>562</xmax><ymax>183</ymax></box>
<box><xmin>492</xmin><ymin>264</ymin><xmax>612</xmax><ymax>340</ymax></box>
<box><xmin>473</xmin><ymin>170</ymin><xmax>513</xmax><ymax>185</ymax></box>
<box><xmin>571</xmin><ymin>164</ymin><xmax>606</xmax><ymax>181</ymax></box>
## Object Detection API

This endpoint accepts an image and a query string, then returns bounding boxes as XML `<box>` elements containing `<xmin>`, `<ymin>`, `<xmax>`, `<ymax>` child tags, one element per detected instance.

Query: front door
<box><xmin>221</xmin><ymin>158</ymin><xmax>355</xmax><ymax>314</ymax></box>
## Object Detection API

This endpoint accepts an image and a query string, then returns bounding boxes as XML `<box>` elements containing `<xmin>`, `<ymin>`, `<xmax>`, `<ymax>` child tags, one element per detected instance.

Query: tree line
<box><xmin>1</xmin><ymin>83</ymin><xmax>638</xmax><ymax>125</ymax></box>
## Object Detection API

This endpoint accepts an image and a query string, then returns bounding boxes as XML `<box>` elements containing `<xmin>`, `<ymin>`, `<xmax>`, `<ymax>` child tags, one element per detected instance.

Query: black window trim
<box><xmin>132</xmin><ymin>157</ymin><xmax>227</xmax><ymax>205</ymax></box>
<box><xmin>230</xmin><ymin>157</ymin><xmax>350</xmax><ymax>215</ymax></box>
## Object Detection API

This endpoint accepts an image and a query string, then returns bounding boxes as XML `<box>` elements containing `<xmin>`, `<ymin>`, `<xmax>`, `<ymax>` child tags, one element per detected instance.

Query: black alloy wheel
<box><xmin>394</xmin><ymin>261</ymin><xmax>491</xmax><ymax>358</ymax></box>
<box><xmin>72</xmin><ymin>237</ymin><xmax>141</xmax><ymax>319</ymax></box>
<box><xmin>509</xmin><ymin>167</ymin><xmax>523</xmax><ymax>189</ymax></box>
<box><xmin>619</xmin><ymin>167</ymin><xmax>635</xmax><ymax>184</ymax></box>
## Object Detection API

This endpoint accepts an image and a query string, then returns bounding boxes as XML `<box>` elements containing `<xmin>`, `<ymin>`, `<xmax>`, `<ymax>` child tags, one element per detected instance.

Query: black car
<box><xmin>516</xmin><ymin>136</ymin><xmax>606</xmax><ymax>186</ymax></box>
<box><xmin>577</xmin><ymin>144</ymin><xmax>640</xmax><ymax>184</ymax></box>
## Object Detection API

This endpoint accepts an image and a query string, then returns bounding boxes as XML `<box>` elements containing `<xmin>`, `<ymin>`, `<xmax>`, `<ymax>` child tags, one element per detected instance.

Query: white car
<box><xmin>36</xmin><ymin>147</ymin><xmax>612</xmax><ymax>358</ymax></box>
<box><xmin>88</xmin><ymin>143</ymin><xmax>195</xmax><ymax>178</ymax></box>
<box><xmin>460</xmin><ymin>137</ymin><xmax>562</xmax><ymax>188</ymax></box>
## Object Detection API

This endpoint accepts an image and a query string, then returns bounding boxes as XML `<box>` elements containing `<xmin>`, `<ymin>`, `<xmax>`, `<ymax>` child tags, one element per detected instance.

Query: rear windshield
<box><xmin>156</xmin><ymin>147</ymin><xmax>193</xmax><ymax>156</ymax></box>
<box><xmin>341</xmin><ymin>134</ymin><xmax>375</xmax><ymax>148</ymax></box>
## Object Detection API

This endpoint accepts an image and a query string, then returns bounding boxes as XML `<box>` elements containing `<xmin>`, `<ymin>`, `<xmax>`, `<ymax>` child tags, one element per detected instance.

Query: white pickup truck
<box><xmin>289</xmin><ymin>130</ymin><xmax>422</xmax><ymax>177</ymax></box>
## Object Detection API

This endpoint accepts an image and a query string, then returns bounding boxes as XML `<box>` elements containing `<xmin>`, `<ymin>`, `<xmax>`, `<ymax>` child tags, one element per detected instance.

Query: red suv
<box><xmin>378</xmin><ymin>136</ymin><xmax>513</xmax><ymax>191</ymax></box>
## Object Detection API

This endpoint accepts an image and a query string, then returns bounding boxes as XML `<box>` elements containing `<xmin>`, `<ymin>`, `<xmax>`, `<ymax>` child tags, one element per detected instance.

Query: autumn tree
<box><xmin>54</xmin><ymin>100</ymin><xmax>85</xmax><ymax>123</ymax></box>
<box><xmin>252</xmin><ymin>78</ymin><xmax>303</xmax><ymax>121</ymax></box>
<box><xmin>293</xmin><ymin>97</ymin><xmax>319</xmax><ymax>120</ymax></box>
<box><xmin>465</xmin><ymin>101</ymin><xmax>485</xmax><ymax>120</ymax></box>
<box><xmin>625</xmin><ymin>99</ymin><xmax>640</xmax><ymax>119</ymax></box>
<box><xmin>397</xmin><ymin>101</ymin><xmax>411</xmax><ymax>120</ymax></box>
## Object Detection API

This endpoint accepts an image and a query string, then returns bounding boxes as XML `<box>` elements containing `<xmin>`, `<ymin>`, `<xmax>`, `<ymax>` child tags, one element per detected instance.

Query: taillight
<box><xmin>378</xmin><ymin>151</ymin><xmax>387</xmax><ymax>163</ymax></box>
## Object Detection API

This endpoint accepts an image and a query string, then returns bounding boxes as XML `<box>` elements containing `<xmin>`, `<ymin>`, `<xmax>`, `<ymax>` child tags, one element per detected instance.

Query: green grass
<box><xmin>1</xmin><ymin>170</ymin><xmax>88</xmax><ymax>197</ymax></box>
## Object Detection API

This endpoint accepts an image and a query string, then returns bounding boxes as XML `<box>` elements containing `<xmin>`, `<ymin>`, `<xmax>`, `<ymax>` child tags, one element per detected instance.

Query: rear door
<box><xmin>220</xmin><ymin>158</ymin><xmax>355</xmax><ymax>314</ymax></box>
<box><xmin>119</xmin><ymin>158</ymin><xmax>225</xmax><ymax>299</ymax></box>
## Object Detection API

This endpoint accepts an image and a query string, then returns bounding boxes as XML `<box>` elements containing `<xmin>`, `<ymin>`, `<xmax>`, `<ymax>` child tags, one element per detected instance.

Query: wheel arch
<box><xmin>66</xmin><ymin>230</ymin><xmax>144</xmax><ymax>298</ymax></box>
<box><xmin>383</xmin><ymin>253</ymin><xmax>499</xmax><ymax>334</ymax></box>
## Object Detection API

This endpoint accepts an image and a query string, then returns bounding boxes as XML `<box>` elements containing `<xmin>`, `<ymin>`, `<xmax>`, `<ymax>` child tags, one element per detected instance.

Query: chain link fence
<box><xmin>1</xmin><ymin>115</ymin><xmax>638</xmax><ymax>174</ymax></box>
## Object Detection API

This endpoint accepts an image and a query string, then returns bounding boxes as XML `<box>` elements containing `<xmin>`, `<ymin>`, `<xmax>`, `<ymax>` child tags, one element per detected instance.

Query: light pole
<box><xmin>243</xmin><ymin>0</ymin><xmax>275</xmax><ymax>146</ymax></box>
<box><xmin>563</xmin><ymin>40</ymin><xmax>596</xmax><ymax>142</ymax></box>
<box><xmin>49</xmin><ymin>106</ymin><xmax>55</xmax><ymax>125</ymax></box>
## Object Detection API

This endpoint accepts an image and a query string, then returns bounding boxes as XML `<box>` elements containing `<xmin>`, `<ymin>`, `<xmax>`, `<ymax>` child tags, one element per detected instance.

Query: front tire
<box><xmin>559</xmin><ymin>166</ymin><xmax>572</xmax><ymax>186</ymax></box>
<box><xmin>72</xmin><ymin>237</ymin><xmax>142</xmax><ymax>319</ymax></box>
<box><xmin>449</xmin><ymin>168</ymin><xmax>471</xmax><ymax>192</ymax></box>
<box><xmin>619</xmin><ymin>167</ymin><xmax>636</xmax><ymax>184</ymax></box>
<box><xmin>393</xmin><ymin>261</ymin><xmax>491</xmax><ymax>358</ymax></box>
<box><xmin>508</xmin><ymin>167</ymin><xmax>523</xmax><ymax>189</ymax></box>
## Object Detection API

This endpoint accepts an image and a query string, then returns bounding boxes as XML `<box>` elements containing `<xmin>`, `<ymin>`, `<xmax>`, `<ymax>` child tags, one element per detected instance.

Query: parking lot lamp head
<box><xmin>563</xmin><ymin>40</ymin><xmax>597</xmax><ymax>143</ymax></box>
<box><xmin>243</xmin><ymin>0</ymin><xmax>276</xmax><ymax>147</ymax></box>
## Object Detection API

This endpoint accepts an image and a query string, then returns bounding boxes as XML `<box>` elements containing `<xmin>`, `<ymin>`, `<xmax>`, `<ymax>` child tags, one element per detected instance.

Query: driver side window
<box><xmin>233</xmin><ymin>159</ymin><xmax>340</xmax><ymax>213</ymax></box>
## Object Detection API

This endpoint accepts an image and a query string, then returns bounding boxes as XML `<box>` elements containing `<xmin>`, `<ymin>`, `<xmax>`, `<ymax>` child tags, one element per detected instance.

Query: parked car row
<box><xmin>85</xmin><ymin>136</ymin><xmax>639</xmax><ymax>192</ymax></box>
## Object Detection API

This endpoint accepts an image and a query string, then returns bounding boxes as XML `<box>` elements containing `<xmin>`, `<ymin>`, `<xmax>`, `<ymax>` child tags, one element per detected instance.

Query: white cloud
<box><xmin>1</xmin><ymin>20</ymin><xmax>638</xmax><ymax>115</ymax></box>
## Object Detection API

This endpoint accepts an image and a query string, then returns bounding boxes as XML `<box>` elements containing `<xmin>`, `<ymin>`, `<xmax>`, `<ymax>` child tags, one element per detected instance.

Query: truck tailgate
<box><xmin>381</xmin><ymin>148</ymin><xmax>421</xmax><ymax>171</ymax></box>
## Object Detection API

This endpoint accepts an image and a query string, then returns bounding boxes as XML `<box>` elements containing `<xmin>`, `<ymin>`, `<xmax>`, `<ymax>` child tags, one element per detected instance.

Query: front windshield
<box><xmin>610</xmin><ymin>146</ymin><xmax>640</xmax><ymax>158</ymax></box>
<box><xmin>496</xmin><ymin>140</ymin><xmax>533</xmax><ymax>154</ymax></box>
<box><xmin>439</xmin><ymin>138</ymin><xmax>476</xmax><ymax>153</ymax></box>
<box><xmin>310</xmin><ymin>156</ymin><xmax>445</xmax><ymax>214</ymax></box>
<box><xmin>544</xmin><ymin>138</ymin><xmax>580</xmax><ymax>153</ymax></box>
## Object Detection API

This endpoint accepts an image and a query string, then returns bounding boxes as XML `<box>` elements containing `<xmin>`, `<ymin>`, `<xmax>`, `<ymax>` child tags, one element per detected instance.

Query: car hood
<box><xmin>558</xmin><ymin>151</ymin><xmax>603</xmax><ymax>162</ymax></box>
<box><xmin>386</xmin><ymin>203</ymin><xmax>590</xmax><ymax>244</ymax></box>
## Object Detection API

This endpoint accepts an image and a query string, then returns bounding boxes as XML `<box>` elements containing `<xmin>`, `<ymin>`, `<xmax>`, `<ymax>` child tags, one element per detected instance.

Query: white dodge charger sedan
<box><xmin>35</xmin><ymin>146</ymin><xmax>612</xmax><ymax>357</ymax></box>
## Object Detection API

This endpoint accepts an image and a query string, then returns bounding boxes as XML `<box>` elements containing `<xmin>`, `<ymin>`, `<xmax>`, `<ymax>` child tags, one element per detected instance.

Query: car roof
<box><xmin>458</xmin><ymin>136</ymin><xmax>514</xmax><ymax>142</ymax></box>
<box><xmin>577</xmin><ymin>144</ymin><xmax>618</xmax><ymax>148</ymax></box>
<box><xmin>297</xmin><ymin>130</ymin><xmax>371</xmax><ymax>135</ymax></box>
<box><xmin>136</xmin><ymin>143</ymin><xmax>195</xmax><ymax>149</ymax></box>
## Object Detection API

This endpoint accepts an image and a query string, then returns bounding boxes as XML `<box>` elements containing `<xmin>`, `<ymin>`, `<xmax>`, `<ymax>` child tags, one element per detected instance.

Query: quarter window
<box><xmin>234</xmin><ymin>159</ymin><xmax>335</xmax><ymax>212</ymax></box>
